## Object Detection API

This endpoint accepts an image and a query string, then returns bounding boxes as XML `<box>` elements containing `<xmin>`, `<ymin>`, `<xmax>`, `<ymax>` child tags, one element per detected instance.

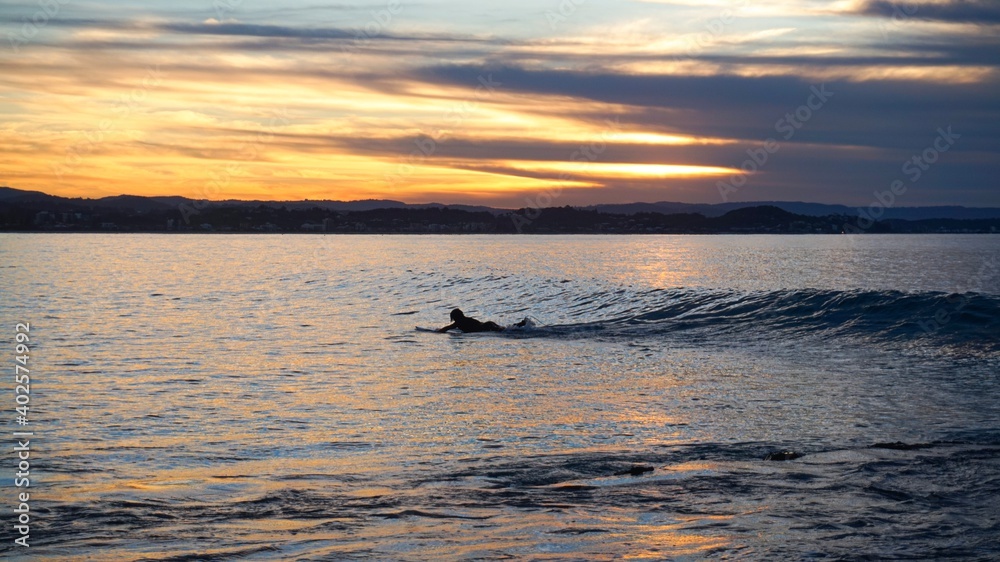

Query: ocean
<box><xmin>1</xmin><ymin>233</ymin><xmax>998</xmax><ymax>560</ymax></box>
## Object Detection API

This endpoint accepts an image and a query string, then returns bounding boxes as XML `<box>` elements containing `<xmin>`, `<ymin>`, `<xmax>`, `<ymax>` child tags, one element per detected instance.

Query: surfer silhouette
<box><xmin>437</xmin><ymin>308</ymin><xmax>526</xmax><ymax>333</ymax></box>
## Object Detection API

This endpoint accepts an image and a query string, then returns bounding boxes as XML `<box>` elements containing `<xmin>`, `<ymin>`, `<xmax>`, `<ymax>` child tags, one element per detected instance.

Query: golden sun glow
<box><xmin>498</xmin><ymin>161</ymin><xmax>741</xmax><ymax>178</ymax></box>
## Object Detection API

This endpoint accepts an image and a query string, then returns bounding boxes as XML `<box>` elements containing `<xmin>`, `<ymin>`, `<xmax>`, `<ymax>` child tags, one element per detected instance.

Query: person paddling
<box><xmin>437</xmin><ymin>308</ymin><xmax>526</xmax><ymax>333</ymax></box>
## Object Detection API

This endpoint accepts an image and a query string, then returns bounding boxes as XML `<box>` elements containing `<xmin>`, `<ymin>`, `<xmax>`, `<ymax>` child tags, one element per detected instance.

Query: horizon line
<box><xmin>3</xmin><ymin>186</ymin><xmax>999</xmax><ymax>211</ymax></box>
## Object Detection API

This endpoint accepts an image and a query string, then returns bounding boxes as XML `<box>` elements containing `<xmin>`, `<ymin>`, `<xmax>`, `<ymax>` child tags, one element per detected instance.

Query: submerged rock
<box><xmin>764</xmin><ymin>451</ymin><xmax>802</xmax><ymax>461</ymax></box>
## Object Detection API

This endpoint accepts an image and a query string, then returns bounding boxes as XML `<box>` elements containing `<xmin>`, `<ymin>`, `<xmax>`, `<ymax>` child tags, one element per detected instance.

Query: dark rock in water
<box><xmin>615</xmin><ymin>465</ymin><xmax>655</xmax><ymax>476</ymax></box>
<box><xmin>870</xmin><ymin>441</ymin><xmax>933</xmax><ymax>451</ymax></box>
<box><xmin>764</xmin><ymin>451</ymin><xmax>802</xmax><ymax>461</ymax></box>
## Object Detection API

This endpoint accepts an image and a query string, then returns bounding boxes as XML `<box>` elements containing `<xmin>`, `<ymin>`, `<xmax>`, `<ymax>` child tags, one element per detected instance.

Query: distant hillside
<box><xmin>3</xmin><ymin>187</ymin><xmax>998</xmax><ymax>220</ymax></box>
<box><xmin>1</xmin><ymin>186</ymin><xmax>999</xmax><ymax>233</ymax></box>
<box><xmin>589</xmin><ymin>201</ymin><xmax>1000</xmax><ymax>220</ymax></box>
<box><xmin>0</xmin><ymin>186</ymin><xmax>61</xmax><ymax>203</ymax></box>
<box><xmin>0</xmin><ymin>187</ymin><xmax>499</xmax><ymax>215</ymax></box>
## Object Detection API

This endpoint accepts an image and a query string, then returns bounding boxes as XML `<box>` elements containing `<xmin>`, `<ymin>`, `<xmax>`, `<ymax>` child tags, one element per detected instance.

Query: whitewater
<box><xmin>0</xmin><ymin>233</ymin><xmax>997</xmax><ymax>560</ymax></box>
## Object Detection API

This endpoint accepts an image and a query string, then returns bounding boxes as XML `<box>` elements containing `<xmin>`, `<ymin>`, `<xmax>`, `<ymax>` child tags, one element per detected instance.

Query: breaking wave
<box><xmin>498</xmin><ymin>287</ymin><xmax>1000</xmax><ymax>352</ymax></box>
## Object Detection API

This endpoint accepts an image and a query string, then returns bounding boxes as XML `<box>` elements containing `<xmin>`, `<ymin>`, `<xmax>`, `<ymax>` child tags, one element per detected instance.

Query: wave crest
<box><xmin>526</xmin><ymin>288</ymin><xmax>1000</xmax><ymax>351</ymax></box>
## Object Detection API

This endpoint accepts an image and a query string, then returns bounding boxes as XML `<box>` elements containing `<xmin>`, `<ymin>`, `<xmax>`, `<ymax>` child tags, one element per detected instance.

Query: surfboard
<box><xmin>416</xmin><ymin>318</ymin><xmax>536</xmax><ymax>333</ymax></box>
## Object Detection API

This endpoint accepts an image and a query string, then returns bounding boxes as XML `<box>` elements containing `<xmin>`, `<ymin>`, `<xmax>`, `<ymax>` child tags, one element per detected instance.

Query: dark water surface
<box><xmin>1</xmin><ymin>233</ymin><xmax>998</xmax><ymax>560</ymax></box>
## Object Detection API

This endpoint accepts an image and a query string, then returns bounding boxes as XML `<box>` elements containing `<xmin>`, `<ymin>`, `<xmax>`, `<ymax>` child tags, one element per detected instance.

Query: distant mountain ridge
<box><xmin>2</xmin><ymin>186</ymin><xmax>999</xmax><ymax>220</ymax></box>
<box><xmin>0</xmin><ymin>187</ymin><xmax>499</xmax><ymax>214</ymax></box>
<box><xmin>586</xmin><ymin>201</ymin><xmax>1000</xmax><ymax>220</ymax></box>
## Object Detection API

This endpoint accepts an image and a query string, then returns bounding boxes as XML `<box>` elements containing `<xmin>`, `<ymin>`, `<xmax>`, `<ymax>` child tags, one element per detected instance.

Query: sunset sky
<box><xmin>1</xmin><ymin>0</ymin><xmax>998</xmax><ymax>207</ymax></box>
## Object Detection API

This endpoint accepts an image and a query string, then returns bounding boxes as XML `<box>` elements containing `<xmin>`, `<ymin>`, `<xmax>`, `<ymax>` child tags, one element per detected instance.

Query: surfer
<box><xmin>437</xmin><ymin>308</ymin><xmax>527</xmax><ymax>333</ymax></box>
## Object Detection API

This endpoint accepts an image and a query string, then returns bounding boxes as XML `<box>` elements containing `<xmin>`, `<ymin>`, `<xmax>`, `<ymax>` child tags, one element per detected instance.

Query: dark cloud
<box><xmin>159</xmin><ymin>22</ymin><xmax>354</xmax><ymax>39</ymax></box>
<box><xmin>411</xmin><ymin>64</ymin><xmax>1000</xmax><ymax>150</ymax></box>
<box><xmin>418</xmin><ymin>64</ymin><xmax>809</xmax><ymax>110</ymax></box>
<box><xmin>414</xmin><ymin>64</ymin><xmax>1000</xmax><ymax>114</ymax></box>
<box><xmin>641</xmin><ymin>37</ymin><xmax>1000</xmax><ymax>68</ymax></box>
<box><xmin>856</xmin><ymin>0</ymin><xmax>1000</xmax><ymax>24</ymax></box>
<box><xmin>155</xmin><ymin>21</ymin><xmax>503</xmax><ymax>45</ymax></box>
<box><xmin>0</xmin><ymin>16</ymin><xmax>507</xmax><ymax>51</ymax></box>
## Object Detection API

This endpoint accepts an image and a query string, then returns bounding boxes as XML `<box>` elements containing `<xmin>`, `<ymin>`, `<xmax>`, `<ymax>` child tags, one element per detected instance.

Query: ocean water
<box><xmin>1</xmin><ymin>233</ymin><xmax>998</xmax><ymax>561</ymax></box>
